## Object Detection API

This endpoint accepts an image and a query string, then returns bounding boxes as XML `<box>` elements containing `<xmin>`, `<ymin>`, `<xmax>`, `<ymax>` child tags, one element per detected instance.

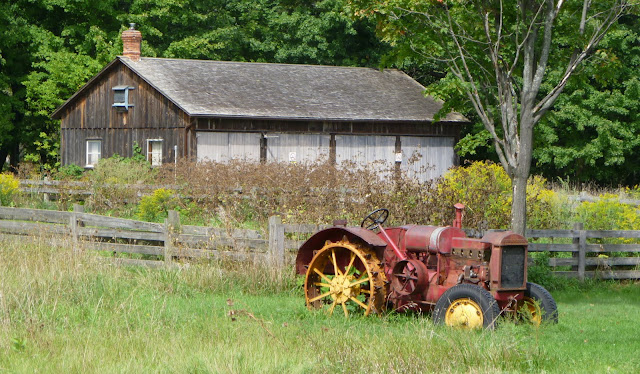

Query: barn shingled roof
<box><xmin>53</xmin><ymin>56</ymin><xmax>466</xmax><ymax>122</ymax></box>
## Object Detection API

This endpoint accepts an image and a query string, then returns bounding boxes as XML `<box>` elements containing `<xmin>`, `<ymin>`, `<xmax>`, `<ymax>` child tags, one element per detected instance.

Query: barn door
<box><xmin>196</xmin><ymin>132</ymin><xmax>261</xmax><ymax>162</ymax></box>
<box><xmin>335</xmin><ymin>135</ymin><xmax>396</xmax><ymax>177</ymax></box>
<box><xmin>400</xmin><ymin>136</ymin><xmax>455</xmax><ymax>181</ymax></box>
<box><xmin>264</xmin><ymin>133</ymin><xmax>330</xmax><ymax>163</ymax></box>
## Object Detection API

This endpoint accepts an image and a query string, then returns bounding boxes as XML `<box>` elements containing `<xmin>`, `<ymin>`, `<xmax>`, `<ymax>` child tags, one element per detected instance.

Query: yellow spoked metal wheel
<box><xmin>304</xmin><ymin>238</ymin><xmax>386</xmax><ymax>317</ymax></box>
<box><xmin>520</xmin><ymin>297</ymin><xmax>543</xmax><ymax>326</ymax></box>
<box><xmin>433</xmin><ymin>284</ymin><xmax>500</xmax><ymax>329</ymax></box>
<box><xmin>444</xmin><ymin>298</ymin><xmax>484</xmax><ymax>329</ymax></box>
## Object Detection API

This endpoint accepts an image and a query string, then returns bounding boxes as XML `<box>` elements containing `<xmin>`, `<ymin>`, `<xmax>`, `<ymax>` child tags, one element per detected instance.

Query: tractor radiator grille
<box><xmin>501</xmin><ymin>246</ymin><xmax>526</xmax><ymax>289</ymax></box>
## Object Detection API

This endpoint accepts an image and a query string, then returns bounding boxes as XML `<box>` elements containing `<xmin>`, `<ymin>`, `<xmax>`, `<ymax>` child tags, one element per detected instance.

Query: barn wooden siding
<box><xmin>59</xmin><ymin>63</ymin><xmax>188</xmax><ymax>166</ymax></box>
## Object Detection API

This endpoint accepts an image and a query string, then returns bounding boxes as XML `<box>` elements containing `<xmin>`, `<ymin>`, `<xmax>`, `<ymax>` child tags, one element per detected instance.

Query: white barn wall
<box><xmin>265</xmin><ymin>133</ymin><xmax>331</xmax><ymax>163</ymax></box>
<box><xmin>401</xmin><ymin>136</ymin><xmax>455</xmax><ymax>181</ymax></box>
<box><xmin>335</xmin><ymin>135</ymin><xmax>396</xmax><ymax>178</ymax></box>
<box><xmin>196</xmin><ymin>132</ymin><xmax>261</xmax><ymax>162</ymax></box>
<box><xmin>195</xmin><ymin>131</ymin><xmax>456</xmax><ymax>182</ymax></box>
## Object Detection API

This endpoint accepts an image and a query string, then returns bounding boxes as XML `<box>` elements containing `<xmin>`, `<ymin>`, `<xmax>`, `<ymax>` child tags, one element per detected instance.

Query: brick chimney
<box><xmin>122</xmin><ymin>23</ymin><xmax>142</xmax><ymax>61</ymax></box>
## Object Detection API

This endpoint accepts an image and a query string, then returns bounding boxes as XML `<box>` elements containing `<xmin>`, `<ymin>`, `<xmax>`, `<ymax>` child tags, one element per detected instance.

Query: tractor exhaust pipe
<box><xmin>453</xmin><ymin>203</ymin><xmax>465</xmax><ymax>229</ymax></box>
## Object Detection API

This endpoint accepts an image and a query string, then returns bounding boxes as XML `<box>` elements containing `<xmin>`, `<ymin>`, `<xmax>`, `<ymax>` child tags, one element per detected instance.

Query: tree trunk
<box><xmin>9</xmin><ymin>141</ymin><xmax>19</xmax><ymax>172</ymax></box>
<box><xmin>510</xmin><ymin>173</ymin><xmax>527</xmax><ymax>235</ymax></box>
<box><xmin>0</xmin><ymin>148</ymin><xmax>7</xmax><ymax>172</ymax></box>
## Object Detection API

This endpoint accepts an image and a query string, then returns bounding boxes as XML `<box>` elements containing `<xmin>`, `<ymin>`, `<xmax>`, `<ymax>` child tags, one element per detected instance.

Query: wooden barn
<box><xmin>52</xmin><ymin>26</ymin><xmax>466</xmax><ymax>181</ymax></box>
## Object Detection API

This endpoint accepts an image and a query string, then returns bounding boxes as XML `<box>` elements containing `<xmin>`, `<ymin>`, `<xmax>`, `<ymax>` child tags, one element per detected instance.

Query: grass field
<box><xmin>1</xmin><ymin>237</ymin><xmax>639</xmax><ymax>373</ymax></box>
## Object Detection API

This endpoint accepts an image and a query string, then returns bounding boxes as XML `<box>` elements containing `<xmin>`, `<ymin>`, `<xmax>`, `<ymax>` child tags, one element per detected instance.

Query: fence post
<box><xmin>69</xmin><ymin>207</ymin><xmax>78</xmax><ymax>251</ymax></box>
<box><xmin>572</xmin><ymin>222</ymin><xmax>581</xmax><ymax>273</ymax></box>
<box><xmin>73</xmin><ymin>204</ymin><xmax>84</xmax><ymax>223</ymax></box>
<box><xmin>164</xmin><ymin>210</ymin><xmax>181</xmax><ymax>266</ymax></box>
<box><xmin>573</xmin><ymin>222</ymin><xmax>587</xmax><ymax>281</ymax></box>
<box><xmin>43</xmin><ymin>177</ymin><xmax>50</xmax><ymax>202</ymax></box>
<box><xmin>269</xmin><ymin>215</ymin><xmax>285</xmax><ymax>268</ymax></box>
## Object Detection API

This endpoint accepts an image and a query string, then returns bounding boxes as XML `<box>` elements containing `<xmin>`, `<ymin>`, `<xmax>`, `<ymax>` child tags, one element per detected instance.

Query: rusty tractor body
<box><xmin>295</xmin><ymin>207</ymin><xmax>558</xmax><ymax>328</ymax></box>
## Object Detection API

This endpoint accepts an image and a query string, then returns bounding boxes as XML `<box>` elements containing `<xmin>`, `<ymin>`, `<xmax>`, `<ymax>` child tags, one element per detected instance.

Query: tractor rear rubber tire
<box><xmin>433</xmin><ymin>284</ymin><xmax>500</xmax><ymax>329</ymax></box>
<box><xmin>523</xmin><ymin>282</ymin><xmax>558</xmax><ymax>324</ymax></box>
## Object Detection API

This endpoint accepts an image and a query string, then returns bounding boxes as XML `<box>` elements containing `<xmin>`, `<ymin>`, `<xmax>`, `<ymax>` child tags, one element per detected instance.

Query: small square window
<box><xmin>113</xmin><ymin>85</ymin><xmax>134</xmax><ymax>110</ymax></box>
<box><xmin>147</xmin><ymin>139</ymin><xmax>163</xmax><ymax>166</ymax></box>
<box><xmin>86</xmin><ymin>139</ymin><xmax>102</xmax><ymax>168</ymax></box>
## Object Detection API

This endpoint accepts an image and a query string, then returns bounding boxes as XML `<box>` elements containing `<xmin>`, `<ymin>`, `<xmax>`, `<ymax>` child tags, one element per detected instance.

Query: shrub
<box><xmin>526</xmin><ymin>176</ymin><xmax>572</xmax><ymax>230</ymax></box>
<box><xmin>87</xmin><ymin>155</ymin><xmax>155</xmax><ymax>212</ymax></box>
<box><xmin>56</xmin><ymin>164</ymin><xmax>85</xmax><ymax>180</ymax></box>
<box><xmin>576</xmin><ymin>194</ymin><xmax>640</xmax><ymax>231</ymax></box>
<box><xmin>137</xmin><ymin>188</ymin><xmax>180</xmax><ymax>222</ymax></box>
<box><xmin>0</xmin><ymin>173</ymin><xmax>19</xmax><ymax>206</ymax></box>
<box><xmin>436</xmin><ymin>161</ymin><xmax>512</xmax><ymax>229</ymax></box>
<box><xmin>434</xmin><ymin>161</ymin><xmax>572</xmax><ymax>230</ymax></box>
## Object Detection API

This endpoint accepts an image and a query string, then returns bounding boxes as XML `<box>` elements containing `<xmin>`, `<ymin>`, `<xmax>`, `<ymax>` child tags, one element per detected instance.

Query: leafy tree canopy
<box><xmin>350</xmin><ymin>0</ymin><xmax>635</xmax><ymax>232</ymax></box>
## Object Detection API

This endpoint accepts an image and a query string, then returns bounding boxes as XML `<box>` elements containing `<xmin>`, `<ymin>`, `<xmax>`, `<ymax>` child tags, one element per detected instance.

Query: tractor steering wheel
<box><xmin>360</xmin><ymin>208</ymin><xmax>389</xmax><ymax>230</ymax></box>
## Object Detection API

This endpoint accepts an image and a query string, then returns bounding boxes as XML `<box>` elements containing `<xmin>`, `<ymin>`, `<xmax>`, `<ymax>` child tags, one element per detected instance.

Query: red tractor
<box><xmin>295</xmin><ymin>206</ymin><xmax>558</xmax><ymax>328</ymax></box>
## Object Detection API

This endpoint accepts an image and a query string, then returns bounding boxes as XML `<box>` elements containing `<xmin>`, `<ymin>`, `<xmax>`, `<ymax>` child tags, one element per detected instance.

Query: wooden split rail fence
<box><xmin>0</xmin><ymin>206</ymin><xmax>328</xmax><ymax>268</ymax></box>
<box><xmin>526</xmin><ymin>222</ymin><xmax>640</xmax><ymax>280</ymax></box>
<box><xmin>0</xmin><ymin>206</ymin><xmax>638</xmax><ymax>280</ymax></box>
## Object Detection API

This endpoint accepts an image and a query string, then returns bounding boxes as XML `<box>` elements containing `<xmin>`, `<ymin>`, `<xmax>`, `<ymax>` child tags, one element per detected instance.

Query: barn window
<box><xmin>112</xmin><ymin>85</ymin><xmax>134</xmax><ymax>110</ymax></box>
<box><xmin>147</xmin><ymin>139</ymin><xmax>163</xmax><ymax>166</ymax></box>
<box><xmin>86</xmin><ymin>139</ymin><xmax>102</xmax><ymax>168</ymax></box>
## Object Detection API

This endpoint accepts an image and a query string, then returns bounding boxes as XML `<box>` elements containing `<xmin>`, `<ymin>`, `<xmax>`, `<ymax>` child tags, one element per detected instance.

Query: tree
<box><xmin>353</xmin><ymin>0</ymin><xmax>635</xmax><ymax>233</ymax></box>
<box><xmin>0</xmin><ymin>0</ymin><xmax>386</xmax><ymax>172</ymax></box>
<box><xmin>532</xmin><ymin>15</ymin><xmax>640</xmax><ymax>185</ymax></box>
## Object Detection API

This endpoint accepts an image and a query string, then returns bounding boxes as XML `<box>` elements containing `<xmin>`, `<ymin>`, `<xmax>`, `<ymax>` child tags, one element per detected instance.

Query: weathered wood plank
<box><xmin>586</xmin><ymin>244</ymin><xmax>640</xmax><ymax>253</ymax></box>
<box><xmin>282</xmin><ymin>223</ymin><xmax>331</xmax><ymax>234</ymax></box>
<box><xmin>77</xmin><ymin>227</ymin><xmax>165</xmax><ymax>241</ymax></box>
<box><xmin>285</xmin><ymin>239</ymin><xmax>306</xmax><ymax>250</ymax></box>
<box><xmin>527</xmin><ymin>243</ymin><xmax>577</xmax><ymax>252</ymax></box>
<box><xmin>181</xmin><ymin>225</ymin><xmax>263</xmax><ymax>239</ymax></box>
<box><xmin>586</xmin><ymin>230</ymin><xmax>640</xmax><ymax>239</ymax></box>
<box><xmin>0</xmin><ymin>220</ymin><xmax>68</xmax><ymax>235</ymax></box>
<box><xmin>0</xmin><ymin>206</ymin><xmax>72</xmax><ymax>224</ymax></box>
<box><xmin>84</xmin><ymin>242</ymin><xmax>164</xmax><ymax>256</ymax></box>
<box><xmin>76</xmin><ymin>213</ymin><xmax>164</xmax><ymax>232</ymax></box>
<box><xmin>526</xmin><ymin>229</ymin><xmax>576</xmax><ymax>238</ymax></box>
<box><xmin>174</xmin><ymin>247</ymin><xmax>269</xmax><ymax>262</ymax></box>
<box><xmin>177</xmin><ymin>234</ymin><xmax>267</xmax><ymax>250</ymax></box>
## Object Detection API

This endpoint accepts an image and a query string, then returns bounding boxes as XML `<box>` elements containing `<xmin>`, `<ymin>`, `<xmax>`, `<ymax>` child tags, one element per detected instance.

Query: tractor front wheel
<box><xmin>519</xmin><ymin>282</ymin><xmax>558</xmax><ymax>325</ymax></box>
<box><xmin>304</xmin><ymin>238</ymin><xmax>387</xmax><ymax>317</ymax></box>
<box><xmin>433</xmin><ymin>284</ymin><xmax>500</xmax><ymax>329</ymax></box>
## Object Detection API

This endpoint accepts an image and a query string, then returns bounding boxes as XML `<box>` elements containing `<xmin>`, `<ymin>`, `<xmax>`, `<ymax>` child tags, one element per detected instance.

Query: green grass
<box><xmin>1</xmin><ymin>237</ymin><xmax>639</xmax><ymax>373</ymax></box>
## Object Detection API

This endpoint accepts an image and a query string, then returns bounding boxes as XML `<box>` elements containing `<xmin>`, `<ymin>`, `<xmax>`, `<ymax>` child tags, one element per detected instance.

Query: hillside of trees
<box><xmin>1</xmin><ymin>0</ymin><xmax>639</xmax><ymax>186</ymax></box>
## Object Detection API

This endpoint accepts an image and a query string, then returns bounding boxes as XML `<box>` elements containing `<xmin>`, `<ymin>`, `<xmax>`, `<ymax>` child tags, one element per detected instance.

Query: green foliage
<box><xmin>132</xmin><ymin>0</ymin><xmax>387</xmax><ymax>66</ymax></box>
<box><xmin>0</xmin><ymin>173</ymin><xmax>19</xmax><ymax>206</ymax></box>
<box><xmin>530</xmin><ymin>16</ymin><xmax>640</xmax><ymax>185</ymax></box>
<box><xmin>136</xmin><ymin>188</ymin><xmax>180</xmax><ymax>222</ymax></box>
<box><xmin>455</xmin><ymin>129</ymin><xmax>492</xmax><ymax>157</ymax></box>
<box><xmin>55</xmin><ymin>164</ymin><xmax>85</xmax><ymax>180</ymax></box>
<box><xmin>23</xmin><ymin>132</ymin><xmax>60</xmax><ymax>173</ymax></box>
<box><xmin>131</xmin><ymin>141</ymin><xmax>146</xmax><ymax>163</ymax></box>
